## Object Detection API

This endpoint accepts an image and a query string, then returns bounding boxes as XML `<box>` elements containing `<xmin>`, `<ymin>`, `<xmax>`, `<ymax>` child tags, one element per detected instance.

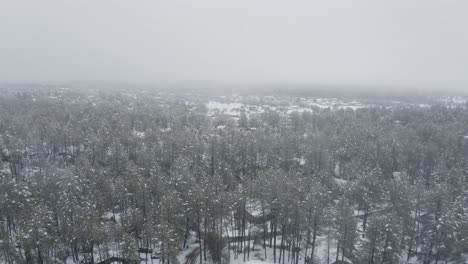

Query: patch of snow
<box><xmin>334</xmin><ymin>178</ymin><xmax>350</xmax><ymax>186</ymax></box>
<box><xmin>286</xmin><ymin>106</ymin><xmax>313</xmax><ymax>114</ymax></box>
<box><xmin>245</xmin><ymin>261</ymin><xmax>275</xmax><ymax>264</ymax></box>
<box><xmin>132</xmin><ymin>130</ymin><xmax>146</xmax><ymax>139</ymax></box>
<box><xmin>207</xmin><ymin>101</ymin><xmax>245</xmax><ymax>117</ymax></box>
<box><xmin>294</xmin><ymin>157</ymin><xmax>306</xmax><ymax>165</ymax></box>
<box><xmin>392</xmin><ymin>171</ymin><xmax>408</xmax><ymax>181</ymax></box>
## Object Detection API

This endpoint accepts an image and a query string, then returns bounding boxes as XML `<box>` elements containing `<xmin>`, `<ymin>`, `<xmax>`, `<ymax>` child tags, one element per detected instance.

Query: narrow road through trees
<box><xmin>185</xmin><ymin>247</ymin><xmax>200</xmax><ymax>264</ymax></box>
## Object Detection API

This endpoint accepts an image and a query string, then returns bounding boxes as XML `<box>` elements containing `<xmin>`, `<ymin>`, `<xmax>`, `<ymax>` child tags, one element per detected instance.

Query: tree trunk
<box><xmin>198</xmin><ymin>216</ymin><xmax>203</xmax><ymax>264</ymax></box>
<box><xmin>183</xmin><ymin>217</ymin><xmax>189</xmax><ymax>249</ymax></box>
<box><xmin>362</xmin><ymin>204</ymin><xmax>369</xmax><ymax>233</ymax></box>
<box><xmin>204</xmin><ymin>219</ymin><xmax>207</xmax><ymax>261</ymax></box>
<box><xmin>382</xmin><ymin>231</ymin><xmax>390</xmax><ymax>264</ymax></box>
<box><xmin>310</xmin><ymin>219</ymin><xmax>317</xmax><ymax>264</ymax></box>
<box><xmin>274</xmin><ymin>221</ymin><xmax>277</xmax><ymax>263</ymax></box>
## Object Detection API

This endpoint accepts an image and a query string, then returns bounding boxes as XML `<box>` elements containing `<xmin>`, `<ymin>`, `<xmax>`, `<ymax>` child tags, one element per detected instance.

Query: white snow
<box><xmin>334</xmin><ymin>178</ymin><xmax>350</xmax><ymax>186</ymax></box>
<box><xmin>245</xmin><ymin>261</ymin><xmax>274</xmax><ymax>264</ymax></box>
<box><xmin>132</xmin><ymin>130</ymin><xmax>146</xmax><ymax>138</ymax></box>
<box><xmin>207</xmin><ymin>101</ymin><xmax>245</xmax><ymax>116</ymax></box>
<box><xmin>294</xmin><ymin>157</ymin><xmax>306</xmax><ymax>165</ymax></box>
<box><xmin>206</xmin><ymin>96</ymin><xmax>373</xmax><ymax>120</ymax></box>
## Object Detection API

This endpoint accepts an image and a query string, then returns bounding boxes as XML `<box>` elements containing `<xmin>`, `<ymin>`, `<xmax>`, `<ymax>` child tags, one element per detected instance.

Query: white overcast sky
<box><xmin>1</xmin><ymin>0</ymin><xmax>467</xmax><ymax>90</ymax></box>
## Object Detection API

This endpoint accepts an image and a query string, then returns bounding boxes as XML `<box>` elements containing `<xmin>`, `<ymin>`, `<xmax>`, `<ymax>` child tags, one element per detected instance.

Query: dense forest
<box><xmin>1</xmin><ymin>89</ymin><xmax>468</xmax><ymax>264</ymax></box>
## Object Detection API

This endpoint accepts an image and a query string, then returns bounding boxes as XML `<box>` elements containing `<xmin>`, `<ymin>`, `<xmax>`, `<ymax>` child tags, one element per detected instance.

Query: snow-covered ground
<box><xmin>205</xmin><ymin>95</ymin><xmax>467</xmax><ymax>120</ymax></box>
<box><xmin>437</xmin><ymin>96</ymin><xmax>467</xmax><ymax>107</ymax></box>
<box><xmin>227</xmin><ymin>236</ymin><xmax>350</xmax><ymax>264</ymax></box>
<box><xmin>207</xmin><ymin>102</ymin><xmax>247</xmax><ymax>117</ymax></box>
<box><xmin>205</xmin><ymin>97</ymin><xmax>372</xmax><ymax>119</ymax></box>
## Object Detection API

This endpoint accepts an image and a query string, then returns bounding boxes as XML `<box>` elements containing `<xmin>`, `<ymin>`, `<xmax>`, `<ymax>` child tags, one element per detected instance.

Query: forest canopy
<box><xmin>0</xmin><ymin>88</ymin><xmax>467</xmax><ymax>264</ymax></box>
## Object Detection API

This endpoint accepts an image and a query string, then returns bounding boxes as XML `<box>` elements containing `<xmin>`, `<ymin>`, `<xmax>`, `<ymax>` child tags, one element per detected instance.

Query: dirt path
<box><xmin>185</xmin><ymin>247</ymin><xmax>200</xmax><ymax>264</ymax></box>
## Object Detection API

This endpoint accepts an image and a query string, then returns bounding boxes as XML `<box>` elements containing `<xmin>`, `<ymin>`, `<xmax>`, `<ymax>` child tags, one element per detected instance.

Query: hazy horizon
<box><xmin>1</xmin><ymin>0</ymin><xmax>468</xmax><ymax>91</ymax></box>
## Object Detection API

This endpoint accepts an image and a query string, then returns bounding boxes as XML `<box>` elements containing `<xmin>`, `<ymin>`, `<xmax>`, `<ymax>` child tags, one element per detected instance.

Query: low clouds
<box><xmin>1</xmin><ymin>0</ymin><xmax>467</xmax><ymax>90</ymax></box>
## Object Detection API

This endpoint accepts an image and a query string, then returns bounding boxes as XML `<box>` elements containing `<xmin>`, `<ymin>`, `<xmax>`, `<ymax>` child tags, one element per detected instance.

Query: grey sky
<box><xmin>1</xmin><ymin>0</ymin><xmax>467</xmax><ymax>90</ymax></box>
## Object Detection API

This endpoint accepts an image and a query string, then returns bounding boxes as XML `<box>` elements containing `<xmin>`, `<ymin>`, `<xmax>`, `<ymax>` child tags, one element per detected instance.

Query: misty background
<box><xmin>1</xmin><ymin>0</ymin><xmax>467</xmax><ymax>91</ymax></box>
